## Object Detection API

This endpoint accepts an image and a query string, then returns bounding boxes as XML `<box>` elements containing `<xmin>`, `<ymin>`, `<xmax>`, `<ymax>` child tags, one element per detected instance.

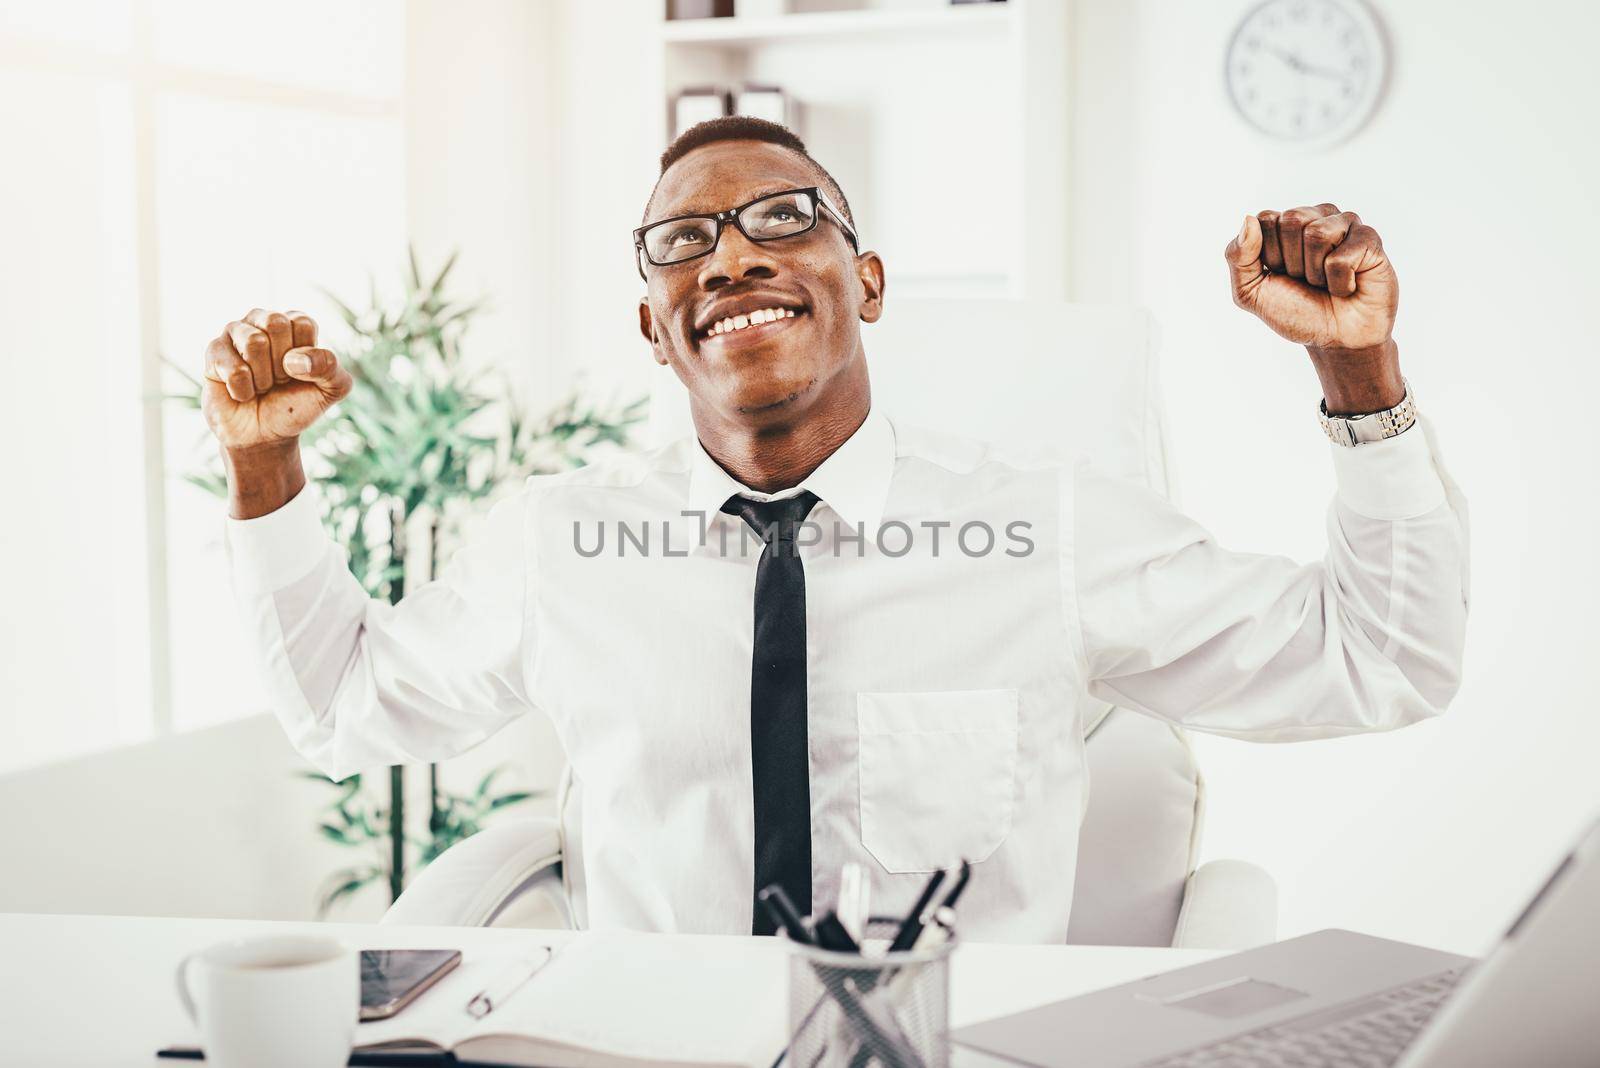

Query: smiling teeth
<box><xmin>707</xmin><ymin>308</ymin><xmax>796</xmax><ymax>336</ymax></box>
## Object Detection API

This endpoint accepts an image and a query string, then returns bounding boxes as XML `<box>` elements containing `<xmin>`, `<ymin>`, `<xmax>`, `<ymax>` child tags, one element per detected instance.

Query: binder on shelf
<box><xmin>665</xmin><ymin>0</ymin><xmax>733</xmax><ymax>20</ymax></box>
<box><xmin>671</xmin><ymin>86</ymin><xmax>733</xmax><ymax>137</ymax></box>
<box><xmin>734</xmin><ymin>84</ymin><xmax>792</xmax><ymax>128</ymax></box>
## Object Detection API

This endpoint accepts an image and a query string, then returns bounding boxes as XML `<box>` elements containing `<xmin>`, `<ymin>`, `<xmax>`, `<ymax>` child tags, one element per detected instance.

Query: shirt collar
<box><xmin>684</xmin><ymin>407</ymin><xmax>896</xmax><ymax>537</ymax></box>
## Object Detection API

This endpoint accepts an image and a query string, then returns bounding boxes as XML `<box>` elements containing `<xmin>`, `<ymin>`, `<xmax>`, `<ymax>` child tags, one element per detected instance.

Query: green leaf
<box><xmin>473</xmin><ymin>768</ymin><xmax>503</xmax><ymax>800</ymax></box>
<box><xmin>161</xmin><ymin>392</ymin><xmax>202</xmax><ymax>410</ymax></box>
<box><xmin>315</xmin><ymin>285</ymin><xmax>362</xmax><ymax>329</ymax></box>
<box><xmin>429</xmin><ymin>249</ymin><xmax>460</xmax><ymax>296</ymax></box>
<box><xmin>407</xmin><ymin>244</ymin><xmax>424</xmax><ymax>291</ymax></box>
<box><xmin>489</xmin><ymin>791</ymin><xmax>534</xmax><ymax>810</ymax></box>
<box><xmin>433</xmin><ymin>300</ymin><xmax>483</xmax><ymax>333</ymax></box>
<box><xmin>181</xmin><ymin>472</ymin><xmax>228</xmax><ymax>499</ymax></box>
<box><xmin>316</xmin><ymin>867</ymin><xmax>384</xmax><ymax>918</ymax></box>
<box><xmin>159</xmin><ymin>356</ymin><xmax>204</xmax><ymax>390</ymax></box>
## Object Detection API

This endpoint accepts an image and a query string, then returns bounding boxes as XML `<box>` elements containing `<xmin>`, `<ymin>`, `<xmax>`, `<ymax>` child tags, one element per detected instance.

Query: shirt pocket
<box><xmin>856</xmin><ymin>688</ymin><xmax>1020</xmax><ymax>874</ymax></box>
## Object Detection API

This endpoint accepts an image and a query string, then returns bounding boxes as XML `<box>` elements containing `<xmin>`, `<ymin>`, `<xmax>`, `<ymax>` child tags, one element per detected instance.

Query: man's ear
<box><xmin>638</xmin><ymin>298</ymin><xmax>669</xmax><ymax>367</ymax></box>
<box><xmin>855</xmin><ymin>251</ymin><xmax>886</xmax><ymax>324</ymax></box>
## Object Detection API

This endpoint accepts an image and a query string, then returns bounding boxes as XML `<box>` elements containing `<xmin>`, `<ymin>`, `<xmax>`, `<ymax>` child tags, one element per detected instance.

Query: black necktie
<box><xmin>722</xmin><ymin>491</ymin><xmax>822</xmax><ymax>936</ymax></box>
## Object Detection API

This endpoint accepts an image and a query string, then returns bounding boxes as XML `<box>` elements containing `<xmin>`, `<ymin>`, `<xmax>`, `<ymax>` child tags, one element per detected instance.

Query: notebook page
<box><xmin>466</xmin><ymin>930</ymin><xmax>791</xmax><ymax>1067</ymax></box>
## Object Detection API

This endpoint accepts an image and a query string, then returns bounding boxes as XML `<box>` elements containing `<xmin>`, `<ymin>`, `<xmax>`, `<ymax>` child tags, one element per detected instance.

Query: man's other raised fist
<box><xmin>202</xmin><ymin>309</ymin><xmax>353</xmax><ymax>451</ymax></box>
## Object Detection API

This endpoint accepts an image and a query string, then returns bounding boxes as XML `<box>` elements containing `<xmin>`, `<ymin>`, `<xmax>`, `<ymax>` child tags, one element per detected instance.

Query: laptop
<box><xmin>953</xmin><ymin>814</ymin><xmax>1600</xmax><ymax>1068</ymax></box>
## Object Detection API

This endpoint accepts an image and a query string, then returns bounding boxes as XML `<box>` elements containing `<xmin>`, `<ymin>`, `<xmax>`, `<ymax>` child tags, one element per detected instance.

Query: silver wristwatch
<box><xmin>1318</xmin><ymin>377</ymin><xmax>1417</xmax><ymax>446</ymax></box>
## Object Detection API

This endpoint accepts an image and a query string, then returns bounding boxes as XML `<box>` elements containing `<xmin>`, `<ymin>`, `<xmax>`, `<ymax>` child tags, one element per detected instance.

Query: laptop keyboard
<box><xmin>1144</xmin><ymin>968</ymin><xmax>1466</xmax><ymax>1068</ymax></box>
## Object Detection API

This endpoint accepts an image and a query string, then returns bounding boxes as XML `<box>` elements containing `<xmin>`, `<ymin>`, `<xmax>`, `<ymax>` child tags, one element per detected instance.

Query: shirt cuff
<box><xmin>1329</xmin><ymin>421</ymin><xmax>1447</xmax><ymax>521</ymax></box>
<box><xmin>222</xmin><ymin>479</ymin><xmax>330</xmax><ymax>592</ymax></box>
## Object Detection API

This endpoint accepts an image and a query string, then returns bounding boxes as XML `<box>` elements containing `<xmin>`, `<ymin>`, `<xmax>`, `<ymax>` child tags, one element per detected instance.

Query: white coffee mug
<box><xmin>174</xmin><ymin>934</ymin><xmax>357</xmax><ymax>1068</ymax></box>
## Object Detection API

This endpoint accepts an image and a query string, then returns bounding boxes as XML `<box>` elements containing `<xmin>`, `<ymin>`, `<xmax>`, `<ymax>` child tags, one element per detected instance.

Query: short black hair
<box><xmin>645</xmin><ymin>115</ymin><xmax>855</xmax><ymax>230</ymax></box>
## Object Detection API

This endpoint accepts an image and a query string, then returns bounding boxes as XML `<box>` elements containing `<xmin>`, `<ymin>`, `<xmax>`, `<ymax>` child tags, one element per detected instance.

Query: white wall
<box><xmin>547</xmin><ymin>0</ymin><xmax>664</xmax><ymax>404</ymax></box>
<box><xmin>404</xmin><ymin>0</ymin><xmax>563</xmax><ymax>406</ymax></box>
<box><xmin>1068</xmin><ymin>0</ymin><xmax>1600</xmax><ymax>955</ymax></box>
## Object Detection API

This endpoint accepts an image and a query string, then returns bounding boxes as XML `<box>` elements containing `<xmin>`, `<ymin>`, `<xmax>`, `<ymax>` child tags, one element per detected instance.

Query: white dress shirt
<box><xmin>223</xmin><ymin>405</ymin><xmax>1469</xmax><ymax>942</ymax></box>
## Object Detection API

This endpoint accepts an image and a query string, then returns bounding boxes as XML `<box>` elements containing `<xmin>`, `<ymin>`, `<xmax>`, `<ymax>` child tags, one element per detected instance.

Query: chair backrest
<box><xmin>612</xmin><ymin>300</ymin><xmax>1203</xmax><ymax>946</ymax></box>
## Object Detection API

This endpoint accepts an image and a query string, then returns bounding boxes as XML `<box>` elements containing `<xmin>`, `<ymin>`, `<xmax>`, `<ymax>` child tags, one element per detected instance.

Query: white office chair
<box><xmin>382</xmin><ymin>301</ymin><xmax>1277</xmax><ymax>949</ymax></box>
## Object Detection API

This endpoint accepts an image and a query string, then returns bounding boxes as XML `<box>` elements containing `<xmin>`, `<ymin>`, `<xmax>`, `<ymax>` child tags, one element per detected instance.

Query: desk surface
<box><xmin>0</xmin><ymin>912</ymin><xmax>1222</xmax><ymax>1065</ymax></box>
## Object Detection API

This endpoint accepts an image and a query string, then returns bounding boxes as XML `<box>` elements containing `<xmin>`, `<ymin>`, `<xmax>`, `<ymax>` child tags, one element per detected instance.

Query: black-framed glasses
<box><xmin>633</xmin><ymin>186</ymin><xmax>858</xmax><ymax>280</ymax></box>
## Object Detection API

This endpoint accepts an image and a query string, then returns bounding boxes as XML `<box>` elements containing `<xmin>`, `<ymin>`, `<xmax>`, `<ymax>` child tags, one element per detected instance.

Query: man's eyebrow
<box><xmin>653</xmin><ymin>185</ymin><xmax>805</xmax><ymax>221</ymax></box>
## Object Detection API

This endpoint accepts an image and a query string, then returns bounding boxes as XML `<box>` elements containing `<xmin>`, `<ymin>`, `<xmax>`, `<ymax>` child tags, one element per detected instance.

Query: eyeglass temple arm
<box><xmin>815</xmin><ymin>192</ymin><xmax>858</xmax><ymax>248</ymax></box>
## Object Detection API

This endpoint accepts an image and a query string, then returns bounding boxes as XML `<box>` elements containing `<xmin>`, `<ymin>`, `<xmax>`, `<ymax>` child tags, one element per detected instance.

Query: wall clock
<box><xmin>1225</xmin><ymin>0</ymin><xmax>1389</xmax><ymax>146</ymax></box>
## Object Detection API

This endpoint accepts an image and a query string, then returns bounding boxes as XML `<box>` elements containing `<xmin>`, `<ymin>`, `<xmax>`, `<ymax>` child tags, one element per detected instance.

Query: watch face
<box><xmin>1225</xmin><ymin>0</ymin><xmax>1386</xmax><ymax>145</ymax></box>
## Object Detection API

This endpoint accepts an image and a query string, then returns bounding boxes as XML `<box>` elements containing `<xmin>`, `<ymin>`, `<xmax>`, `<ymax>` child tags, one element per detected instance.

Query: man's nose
<box><xmin>697</xmin><ymin>225</ymin><xmax>779</xmax><ymax>290</ymax></box>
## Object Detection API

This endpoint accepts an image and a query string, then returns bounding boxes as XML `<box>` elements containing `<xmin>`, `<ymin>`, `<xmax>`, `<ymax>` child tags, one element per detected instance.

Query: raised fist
<box><xmin>1225</xmin><ymin>204</ymin><xmax>1399</xmax><ymax>352</ymax></box>
<box><xmin>202</xmin><ymin>309</ymin><xmax>353</xmax><ymax>451</ymax></box>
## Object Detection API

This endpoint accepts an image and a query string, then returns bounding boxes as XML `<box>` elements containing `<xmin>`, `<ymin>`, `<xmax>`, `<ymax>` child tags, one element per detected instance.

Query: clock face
<box><xmin>1225</xmin><ymin>0</ymin><xmax>1387</xmax><ymax>145</ymax></box>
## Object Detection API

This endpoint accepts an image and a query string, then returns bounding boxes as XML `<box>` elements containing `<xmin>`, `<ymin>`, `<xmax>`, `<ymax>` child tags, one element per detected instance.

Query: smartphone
<box><xmin>360</xmin><ymin>949</ymin><xmax>463</xmax><ymax>1021</ymax></box>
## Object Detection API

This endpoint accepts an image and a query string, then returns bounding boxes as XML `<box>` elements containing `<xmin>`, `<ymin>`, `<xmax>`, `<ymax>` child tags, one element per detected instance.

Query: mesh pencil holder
<box><xmin>785</xmin><ymin>918</ymin><xmax>956</xmax><ymax>1068</ymax></box>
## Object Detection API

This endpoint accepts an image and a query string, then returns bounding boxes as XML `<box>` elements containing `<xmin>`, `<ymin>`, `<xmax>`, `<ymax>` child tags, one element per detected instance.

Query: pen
<box><xmin>465</xmin><ymin>946</ymin><xmax>554</xmax><ymax>1019</ymax></box>
<box><xmin>927</xmin><ymin>859</ymin><xmax>972</xmax><ymax>919</ymax></box>
<box><xmin>758</xmin><ymin>883</ymin><xmax>817</xmax><ymax>945</ymax></box>
<box><xmin>158</xmin><ymin>1049</ymin><xmax>447</xmax><ymax>1066</ymax></box>
<box><xmin>811</xmin><ymin>910</ymin><xmax>861</xmax><ymax>954</ymax></box>
<box><xmin>908</xmin><ymin>905</ymin><xmax>957</xmax><ymax>953</ymax></box>
<box><xmin>886</xmin><ymin>868</ymin><xmax>947</xmax><ymax>953</ymax></box>
<box><xmin>837</xmin><ymin>862</ymin><xmax>869</xmax><ymax>943</ymax></box>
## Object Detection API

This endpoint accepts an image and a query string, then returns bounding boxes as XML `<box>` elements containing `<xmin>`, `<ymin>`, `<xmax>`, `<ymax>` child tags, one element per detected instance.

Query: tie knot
<box><xmin>721</xmin><ymin>491</ymin><xmax>821</xmax><ymax>547</ymax></box>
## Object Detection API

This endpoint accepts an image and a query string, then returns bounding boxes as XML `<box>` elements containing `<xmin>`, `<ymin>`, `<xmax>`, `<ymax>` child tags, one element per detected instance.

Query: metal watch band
<box><xmin>1318</xmin><ymin>377</ymin><xmax>1416</xmax><ymax>447</ymax></box>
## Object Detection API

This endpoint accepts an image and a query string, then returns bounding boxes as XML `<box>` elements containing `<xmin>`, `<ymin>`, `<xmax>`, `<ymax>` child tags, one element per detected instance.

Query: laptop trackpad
<box><xmin>1150</xmin><ymin>977</ymin><xmax>1310</xmax><ymax>1019</ymax></box>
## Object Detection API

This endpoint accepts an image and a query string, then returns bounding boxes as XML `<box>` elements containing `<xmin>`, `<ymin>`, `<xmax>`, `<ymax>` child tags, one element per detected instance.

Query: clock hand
<box><xmin>1267</xmin><ymin>46</ymin><xmax>1350</xmax><ymax>82</ymax></box>
<box><xmin>1266</xmin><ymin>45</ymin><xmax>1305</xmax><ymax>72</ymax></box>
<box><xmin>1296</xmin><ymin>58</ymin><xmax>1352</xmax><ymax>80</ymax></box>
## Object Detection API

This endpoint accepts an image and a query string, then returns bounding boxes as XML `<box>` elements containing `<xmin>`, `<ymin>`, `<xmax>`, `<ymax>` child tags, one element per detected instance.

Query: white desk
<box><xmin>0</xmin><ymin>912</ymin><xmax>1222</xmax><ymax>1065</ymax></box>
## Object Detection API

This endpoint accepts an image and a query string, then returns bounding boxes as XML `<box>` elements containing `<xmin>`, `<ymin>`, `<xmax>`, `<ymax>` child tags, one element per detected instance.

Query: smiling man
<box><xmin>209</xmin><ymin>117</ymin><xmax>1469</xmax><ymax>942</ymax></box>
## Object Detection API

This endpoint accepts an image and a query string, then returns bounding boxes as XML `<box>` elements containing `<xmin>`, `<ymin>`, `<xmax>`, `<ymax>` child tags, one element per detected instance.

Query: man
<box><xmin>206</xmin><ymin>117</ymin><xmax>1468</xmax><ymax>942</ymax></box>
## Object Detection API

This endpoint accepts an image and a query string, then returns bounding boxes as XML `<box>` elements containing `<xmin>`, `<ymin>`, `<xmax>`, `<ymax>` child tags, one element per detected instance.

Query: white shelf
<box><xmin>661</xmin><ymin>4</ymin><xmax>1013</xmax><ymax>47</ymax></box>
<box><xmin>652</xmin><ymin>0</ymin><xmax>1066</xmax><ymax>300</ymax></box>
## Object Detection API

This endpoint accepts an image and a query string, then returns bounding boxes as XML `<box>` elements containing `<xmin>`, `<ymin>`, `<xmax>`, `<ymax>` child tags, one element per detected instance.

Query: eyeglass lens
<box><xmin>643</xmin><ymin>190</ymin><xmax>818</xmax><ymax>265</ymax></box>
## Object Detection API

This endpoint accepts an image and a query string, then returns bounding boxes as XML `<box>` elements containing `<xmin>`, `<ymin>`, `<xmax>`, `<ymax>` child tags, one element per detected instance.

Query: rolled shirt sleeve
<box><xmin>222</xmin><ymin>478</ymin><xmax>536</xmax><ymax>780</ymax></box>
<box><xmin>1071</xmin><ymin>411</ymin><xmax>1469</xmax><ymax>742</ymax></box>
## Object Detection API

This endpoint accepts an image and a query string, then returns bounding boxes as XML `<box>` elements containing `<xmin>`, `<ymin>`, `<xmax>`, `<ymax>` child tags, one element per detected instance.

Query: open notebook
<box><xmin>355</xmin><ymin>930</ymin><xmax>791</xmax><ymax>1068</ymax></box>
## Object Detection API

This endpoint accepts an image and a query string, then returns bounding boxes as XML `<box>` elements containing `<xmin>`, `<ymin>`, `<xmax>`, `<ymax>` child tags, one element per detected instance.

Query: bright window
<box><xmin>0</xmin><ymin>0</ymin><xmax>405</xmax><ymax>770</ymax></box>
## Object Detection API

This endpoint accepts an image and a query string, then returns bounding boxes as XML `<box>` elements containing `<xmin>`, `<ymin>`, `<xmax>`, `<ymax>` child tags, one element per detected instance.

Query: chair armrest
<box><xmin>1170</xmin><ymin>858</ymin><xmax>1278</xmax><ymax>950</ymax></box>
<box><xmin>381</xmin><ymin>817</ymin><xmax>569</xmax><ymax>929</ymax></box>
